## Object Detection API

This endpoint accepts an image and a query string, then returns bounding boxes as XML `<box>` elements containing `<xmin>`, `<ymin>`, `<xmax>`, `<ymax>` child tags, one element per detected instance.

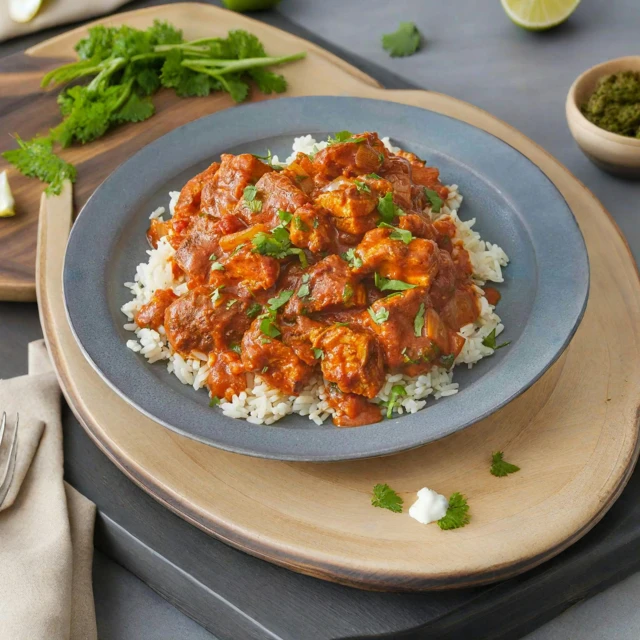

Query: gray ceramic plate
<box><xmin>64</xmin><ymin>96</ymin><xmax>589</xmax><ymax>462</ymax></box>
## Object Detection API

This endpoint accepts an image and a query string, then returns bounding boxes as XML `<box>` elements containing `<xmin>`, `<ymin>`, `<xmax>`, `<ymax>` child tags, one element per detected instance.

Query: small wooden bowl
<box><xmin>566</xmin><ymin>56</ymin><xmax>640</xmax><ymax>178</ymax></box>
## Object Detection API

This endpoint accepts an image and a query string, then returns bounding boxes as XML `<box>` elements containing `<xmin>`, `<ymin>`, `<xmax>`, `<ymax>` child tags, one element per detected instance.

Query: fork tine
<box><xmin>0</xmin><ymin>412</ymin><xmax>6</xmax><ymax>449</ymax></box>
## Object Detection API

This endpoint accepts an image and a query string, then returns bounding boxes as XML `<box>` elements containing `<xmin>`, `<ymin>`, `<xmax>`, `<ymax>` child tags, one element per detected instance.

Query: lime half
<box><xmin>9</xmin><ymin>0</ymin><xmax>43</xmax><ymax>23</ymax></box>
<box><xmin>501</xmin><ymin>0</ymin><xmax>581</xmax><ymax>30</ymax></box>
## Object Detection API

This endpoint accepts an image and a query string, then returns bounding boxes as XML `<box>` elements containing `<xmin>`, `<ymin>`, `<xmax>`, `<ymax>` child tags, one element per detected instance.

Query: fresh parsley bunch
<box><xmin>2</xmin><ymin>21</ymin><xmax>305</xmax><ymax>195</ymax></box>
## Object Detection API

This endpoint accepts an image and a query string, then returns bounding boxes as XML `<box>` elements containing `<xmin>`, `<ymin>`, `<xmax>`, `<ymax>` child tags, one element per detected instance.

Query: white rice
<box><xmin>122</xmin><ymin>136</ymin><xmax>509</xmax><ymax>425</ymax></box>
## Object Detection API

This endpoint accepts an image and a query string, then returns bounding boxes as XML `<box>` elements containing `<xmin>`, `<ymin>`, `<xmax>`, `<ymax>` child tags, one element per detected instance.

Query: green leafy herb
<box><xmin>268</xmin><ymin>289</ymin><xmax>293</xmax><ymax>310</ymax></box>
<box><xmin>424</xmin><ymin>188</ymin><xmax>443</xmax><ymax>213</ymax></box>
<box><xmin>342</xmin><ymin>283</ymin><xmax>354</xmax><ymax>302</ymax></box>
<box><xmin>261</xmin><ymin>365</ymin><xmax>269</xmax><ymax>373</ymax></box>
<box><xmin>297</xmin><ymin>276</ymin><xmax>311</xmax><ymax>298</ymax></box>
<box><xmin>209</xmin><ymin>396</ymin><xmax>221</xmax><ymax>407</ymax></box>
<box><xmin>259</xmin><ymin>310</ymin><xmax>281</xmax><ymax>338</ymax></box>
<box><xmin>226</xmin><ymin>299</ymin><xmax>238</xmax><ymax>309</ymax></box>
<box><xmin>439</xmin><ymin>353</ymin><xmax>455</xmax><ymax>370</ymax></box>
<box><xmin>371</xmin><ymin>483</ymin><xmax>404</xmax><ymax>513</ymax></box>
<box><xmin>327</xmin><ymin>130</ymin><xmax>366</xmax><ymax>145</ymax></box>
<box><xmin>4</xmin><ymin>22</ymin><xmax>305</xmax><ymax>192</ymax></box>
<box><xmin>230</xmin><ymin>343</ymin><xmax>241</xmax><ymax>354</ymax></box>
<box><xmin>210</xmin><ymin>286</ymin><xmax>224</xmax><ymax>304</ymax></box>
<box><xmin>210</xmin><ymin>261</ymin><xmax>225</xmax><ymax>271</ymax></box>
<box><xmin>368</xmin><ymin>306</ymin><xmax>389</xmax><ymax>325</ymax></box>
<box><xmin>253</xmin><ymin>148</ymin><xmax>283</xmax><ymax>170</ymax></box>
<box><xmin>1</xmin><ymin>135</ymin><xmax>76</xmax><ymax>196</ymax></box>
<box><xmin>414</xmin><ymin>303</ymin><xmax>425</xmax><ymax>337</ymax></box>
<box><xmin>385</xmin><ymin>384</ymin><xmax>406</xmax><ymax>419</ymax></box>
<box><xmin>481</xmin><ymin>328</ymin><xmax>511</xmax><ymax>351</ymax></box>
<box><xmin>313</xmin><ymin>217</ymin><xmax>319</xmax><ymax>229</ymax></box>
<box><xmin>209</xmin><ymin>254</ymin><xmax>217</xmax><ymax>261</ymax></box>
<box><xmin>374</xmin><ymin>272</ymin><xmax>416</xmax><ymax>292</ymax></box>
<box><xmin>490</xmin><ymin>452</ymin><xmax>520</xmax><ymax>478</ymax></box>
<box><xmin>365</xmin><ymin>173</ymin><xmax>382</xmax><ymax>179</ymax></box>
<box><xmin>230</xmin><ymin>242</ymin><xmax>245</xmax><ymax>256</ymax></box>
<box><xmin>277</xmin><ymin>209</ymin><xmax>293</xmax><ymax>224</ymax></box>
<box><xmin>341</xmin><ymin>247</ymin><xmax>363</xmax><ymax>269</ymax></box>
<box><xmin>246</xmin><ymin>302</ymin><xmax>262</xmax><ymax>318</ymax></box>
<box><xmin>378</xmin><ymin>221</ymin><xmax>413</xmax><ymax>244</ymax></box>
<box><xmin>252</xmin><ymin>226</ymin><xmax>308</xmax><ymax>267</ymax></box>
<box><xmin>313</xmin><ymin>348</ymin><xmax>324</xmax><ymax>360</ymax></box>
<box><xmin>381</xmin><ymin>22</ymin><xmax>421</xmax><ymax>58</ymax></box>
<box><xmin>437</xmin><ymin>493</ymin><xmax>470</xmax><ymax>530</ymax></box>
<box><xmin>376</xmin><ymin>192</ymin><xmax>404</xmax><ymax>224</ymax></box>
<box><xmin>293</xmin><ymin>215</ymin><xmax>309</xmax><ymax>232</ymax></box>
<box><xmin>243</xmin><ymin>184</ymin><xmax>262</xmax><ymax>213</ymax></box>
<box><xmin>354</xmin><ymin>180</ymin><xmax>371</xmax><ymax>194</ymax></box>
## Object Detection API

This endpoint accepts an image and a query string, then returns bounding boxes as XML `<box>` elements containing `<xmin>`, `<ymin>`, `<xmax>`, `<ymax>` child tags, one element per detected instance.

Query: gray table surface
<box><xmin>1</xmin><ymin>0</ymin><xmax>639</xmax><ymax>638</ymax></box>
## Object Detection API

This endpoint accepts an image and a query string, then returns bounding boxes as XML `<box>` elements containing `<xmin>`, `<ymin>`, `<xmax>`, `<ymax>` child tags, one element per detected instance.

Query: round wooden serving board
<box><xmin>35</xmin><ymin>5</ymin><xmax>640</xmax><ymax>591</ymax></box>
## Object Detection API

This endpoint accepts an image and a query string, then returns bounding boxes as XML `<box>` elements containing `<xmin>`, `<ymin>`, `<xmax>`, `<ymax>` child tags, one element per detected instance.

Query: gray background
<box><xmin>1</xmin><ymin>0</ymin><xmax>639</xmax><ymax>637</ymax></box>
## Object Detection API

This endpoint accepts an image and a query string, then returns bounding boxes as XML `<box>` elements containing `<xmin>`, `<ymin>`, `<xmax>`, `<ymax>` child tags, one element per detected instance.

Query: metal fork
<box><xmin>0</xmin><ymin>412</ymin><xmax>19</xmax><ymax>508</ymax></box>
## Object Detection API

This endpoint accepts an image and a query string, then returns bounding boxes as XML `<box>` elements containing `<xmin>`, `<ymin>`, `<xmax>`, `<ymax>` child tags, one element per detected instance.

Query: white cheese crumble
<box><xmin>409</xmin><ymin>487</ymin><xmax>449</xmax><ymax>525</ymax></box>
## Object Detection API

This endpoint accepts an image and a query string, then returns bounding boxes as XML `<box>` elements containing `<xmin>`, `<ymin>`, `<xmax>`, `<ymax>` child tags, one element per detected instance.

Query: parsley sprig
<box><xmin>371</xmin><ymin>483</ymin><xmax>404</xmax><ymax>513</ymax></box>
<box><xmin>2</xmin><ymin>22</ymin><xmax>305</xmax><ymax>195</ymax></box>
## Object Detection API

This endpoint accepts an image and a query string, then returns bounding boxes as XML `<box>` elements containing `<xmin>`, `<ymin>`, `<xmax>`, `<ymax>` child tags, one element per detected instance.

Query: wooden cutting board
<box><xmin>34</xmin><ymin>4</ymin><xmax>640</xmax><ymax>591</ymax></box>
<box><xmin>0</xmin><ymin>2</ymin><xmax>378</xmax><ymax>301</ymax></box>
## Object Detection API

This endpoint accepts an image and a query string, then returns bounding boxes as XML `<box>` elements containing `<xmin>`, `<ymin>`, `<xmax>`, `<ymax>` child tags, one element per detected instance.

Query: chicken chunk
<box><xmin>398</xmin><ymin>213</ymin><xmax>437</xmax><ymax>240</ymax></box>
<box><xmin>288</xmin><ymin>204</ymin><xmax>334</xmax><ymax>253</ymax></box>
<box><xmin>280</xmin><ymin>316</ymin><xmax>326</xmax><ymax>366</ymax></box>
<box><xmin>380</xmin><ymin>156</ymin><xmax>412</xmax><ymax>209</ymax></box>
<box><xmin>325</xmin><ymin>387</ymin><xmax>383</xmax><ymax>427</ymax></box>
<box><xmin>241</xmin><ymin>320</ymin><xmax>313</xmax><ymax>395</ymax></box>
<box><xmin>353</xmin><ymin>227</ymin><xmax>440</xmax><ymax>287</ymax></box>
<box><xmin>283</xmin><ymin>254</ymin><xmax>366</xmax><ymax>318</ymax></box>
<box><xmin>312</xmin><ymin>324</ymin><xmax>385</xmax><ymax>398</ymax></box>
<box><xmin>164</xmin><ymin>286</ymin><xmax>252</xmax><ymax>356</ymax></box>
<box><xmin>210</xmin><ymin>243</ymin><xmax>280</xmax><ymax>293</ymax></box>
<box><xmin>134</xmin><ymin>289</ymin><xmax>177</xmax><ymax>330</ymax></box>
<box><xmin>172</xmin><ymin>161</ymin><xmax>220</xmax><ymax>234</ymax></box>
<box><xmin>207</xmin><ymin>350</ymin><xmax>247</xmax><ymax>401</ymax></box>
<box><xmin>233</xmin><ymin>171</ymin><xmax>310</xmax><ymax>228</ymax></box>
<box><xmin>174</xmin><ymin>215</ymin><xmax>220</xmax><ymax>283</ymax></box>
<box><xmin>200</xmin><ymin>154</ymin><xmax>272</xmax><ymax>218</ymax></box>
<box><xmin>312</xmin><ymin>132</ymin><xmax>385</xmax><ymax>182</ymax></box>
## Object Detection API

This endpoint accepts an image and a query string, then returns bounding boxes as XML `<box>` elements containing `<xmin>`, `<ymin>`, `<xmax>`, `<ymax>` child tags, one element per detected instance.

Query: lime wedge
<box><xmin>500</xmin><ymin>0</ymin><xmax>581</xmax><ymax>30</ymax></box>
<box><xmin>9</xmin><ymin>0</ymin><xmax>43</xmax><ymax>23</ymax></box>
<box><xmin>0</xmin><ymin>171</ymin><xmax>16</xmax><ymax>218</ymax></box>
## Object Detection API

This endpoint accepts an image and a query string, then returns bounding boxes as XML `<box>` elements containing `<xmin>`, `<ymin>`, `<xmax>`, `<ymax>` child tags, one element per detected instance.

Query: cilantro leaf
<box><xmin>368</xmin><ymin>306</ymin><xmax>389</xmax><ymax>325</ymax></box>
<box><xmin>2</xmin><ymin>135</ymin><xmax>76</xmax><ymax>196</ymax></box>
<box><xmin>230</xmin><ymin>342</ymin><xmax>241</xmax><ymax>353</ymax></box>
<box><xmin>377</xmin><ymin>192</ymin><xmax>404</xmax><ymax>224</ymax></box>
<box><xmin>277</xmin><ymin>209</ymin><xmax>293</xmax><ymax>224</ymax></box>
<box><xmin>366</xmin><ymin>173</ymin><xmax>382</xmax><ymax>179</ymax></box>
<box><xmin>382</xmin><ymin>22</ymin><xmax>422</xmax><ymax>58</ymax></box>
<box><xmin>209</xmin><ymin>396</ymin><xmax>221</xmax><ymax>407</ymax></box>
<box><xmin>413</xmin><ymin>303</ymin><xmax>425</xmax><ymax>337</ymax></box>
<box><xmin>246</xmin><ymin>302</ymin><xmax>262</xmax><ymax>319</ymax></box>
<box><xmin>249</xmin><ymin>68</ymin><xmax>287</xmax><ymax>94</ymax></box>
<box><xmin>243</xmin><ymin>184</ymin><xmax>262</xmax><ymax>213</ymax></box>
<box><xmin>252</xmin><ymin>227</ymin><xmax>307</xmax><ymax>266</ymax></box>
<box><xmin>112</xmin><ymin>92</ymin><xmax>155</xmax><ymax>124</ymax></box>
<box><xmin>384</xmin><ymin>384</ymin><xmax>406</xmax><ymax>419</ymax></box>
<box><xmin>490</xmin><ymin>452</ymin><xmax>520</xmax><ymax>478</ymax></box>
<box><xmin>342</xmin><ymin>283</ymin><xmax>354</xmax><ymax>301</ymax></box>
<box><xmin>293</xmin><ymin>215</ymin><xmax>309</xmax><ymax>231</ymax></box>
<box><xmin>378</xmin><ymin>221</ymin><xmax>413</xmax><ymax>244</ymax></box>
<box><xmin>424</xmin><ymin>188</ymin><xmax>443</xmax><ymax>213</ymax></box>
<box><xmin>481</xmin><ymin>328</ymin><xmax>511</xmax><ymax>351</ymax></box>
<box><xmin>374</xmin><ymin>272</ymin><xmax>416</xmax><ymax>292</ymax></box>
<box><xmin>354</xmin><ymin>180</ymin><xmax>371</xmax><ymax>194</ymax></box>
<box><xmin>210</xmin><ymin>286</ymin><xmax>224</xmax><ymax>304</ymax></box>
<box><xmin>259</xmin><ymin>310</ymin><xmax>281</xmax><ymax>338</ymax></box>
<box><xmin>342</xmin><ymin>248</ymin><xmax>363</xmax><ymax>269</ymax></box>
<box><xmin>268</xmin><ymin>289</ymin><xmax>293</xmax><ymax>310</ymax></box>
<box><xmin>313</xmin><ymin>348</ymin><xmax>324</xmax><ymax>360</ymax></box>
<box><xmin>439</xmin><ymin>353</ymin><xmax>455</xmax><ymax>370</ymax></box>
<box><xmin>371</xmin><ymin>483</ymin><xmax>404</xmax><ymax>513</ymax></box>
<box><xmin>437</xmin><ymin>493</ymin><xmax>470</xmax><ymax>530</ymax></box>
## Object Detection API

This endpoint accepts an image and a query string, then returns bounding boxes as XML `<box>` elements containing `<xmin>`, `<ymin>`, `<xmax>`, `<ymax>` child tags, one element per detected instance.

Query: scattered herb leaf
<box><xmin>385</xmin><ymin>384</ymin><xmax>406</xmax><ymax>419</ymax></box>
<box><xmin>374</xmin><ymin>272</ymin><xmax>416</xmax><ymax>292</ymax></box>
<box><xmin>381</xmin><ymin>22</ymin><xmax>421</xmax><ymax>58</ymax></box>
<box><xmin>424</xmin><ymin>188</ymin><xmax>443</xmax><ymax>213</ymax></box>
<box><xmin>246</xmin><ymin>302</ymin><xmax>262</xmax><ymax>318</ymax></box>
<box><xmin>293</xmin><ymin>215</ymin><xmax>309</xmax><ymax>231</ymax></box>
<box><xmin>377</xmin><ymin>192</ymin><xmax>404</xmax><ymax>224</ymax></box>
<box><xmin>313</xmin><ymin>348</ymin><xmax>324</xmax><ymax>360</ymax></box>
<box><xmin>354</xmin><ymin>180</ymin><xmax>371</xmax><ymax>194</ymax></box>
<box><xmin>268</xmin><ymin>289</ymin><xmax>293</xmax><ymax>310</ymax></box>
<box><xmin>368</xmin><ymin>306</ymin><xmax>390</xmax><ymax>325</ymax></box>
<box><xmin>378</xmin><ymin>221</ymin><xmax>413</xmax><ymax>244</ymax></box>
<box><xmin>342</xmin><ymin>283</ymin><xmax>354</xmax><ymax>301</ymax></box>
<box><xmin>414</xmin><ymin>303</ymin><xmax>425</xmax><ymax>337</ymax></box>
<box><xmin>437</xmin><ymin>493</ymin><xmax>470</xmax><ymax>530</ymax></box>
<box><xmin>342</xmin><ymin>247</ymin><xmax>363</xmax><ymax>269</ymax></box>
<box><xmin>277</xmin><ymin>209</ymin><xmax>293</xmax><ymax>224</ymax></box>
<box><xmin>490</xmin><ymin>452</ymin><xmax>520</xmax><ymax>478</ymax></box>
<box><xmin>209</xmin><ymin>396</ymin><xmax>221</xmax><ymax>407</ymax></box>
<box><xmin>481</xmin><ymin>328</ymin><xmax>511</xmax><ymax>351</ymax></box>
<box><xmin>371</xmin><ymin>483</ymin><xmax>404</xmax><ymax>513</ymax></box>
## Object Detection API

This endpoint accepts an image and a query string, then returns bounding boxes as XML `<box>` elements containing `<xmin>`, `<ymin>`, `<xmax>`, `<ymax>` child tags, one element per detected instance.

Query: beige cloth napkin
<box><xmin>0</xmin><ymin>340</ymin><xmax>97</xmax><ymax>640</ymax></box>
<box><xmin>0</xmin><ymin>0</ymin><xmax>132</xmax><ymax>43</ymax></box>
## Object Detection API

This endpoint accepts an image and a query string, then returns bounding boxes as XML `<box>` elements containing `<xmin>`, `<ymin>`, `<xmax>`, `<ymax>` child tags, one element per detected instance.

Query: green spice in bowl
<box><xmin>566</xmin><ymin>56</ymin><xmax>640</xmax><ymax>178</ymax></box>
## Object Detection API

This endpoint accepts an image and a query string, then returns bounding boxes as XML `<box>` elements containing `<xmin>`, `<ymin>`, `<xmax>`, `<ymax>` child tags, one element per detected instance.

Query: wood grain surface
<box><xmin>34</xmin><ymin>4</ymin><xmax>640</xmax><ymax>591</ymax></box>
<box><xmin>0</xmin><ymin>2</ymin><xmax>379</xmax><ymax>301</ymax></box>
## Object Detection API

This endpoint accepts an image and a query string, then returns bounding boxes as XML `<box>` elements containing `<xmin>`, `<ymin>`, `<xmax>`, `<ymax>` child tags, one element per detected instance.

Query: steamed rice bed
<box><xmin>122</xmin><ymin>135</ymin><xmax>509</xmax><ymax>426</ymax></box>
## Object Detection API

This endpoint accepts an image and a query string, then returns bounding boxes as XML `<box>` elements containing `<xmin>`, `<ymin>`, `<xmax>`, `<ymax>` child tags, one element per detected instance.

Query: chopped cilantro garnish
<box><xmin>365</xmin><ymin>173</ymin><xmax>382</xmax><ymax>179</ymax></box>
<box><xmin>374</xmin><ymin>272</ymin><xmax>416</xmax><ymax>292</ymax></box>
<box><xmin>278</xmin><ymin>209</ymin><xmax>293</xmax><ymax>224</ymax></box>
<box><xmin>342</xmin><ymin>283</ymin><xmax>354</xmax><ymax>301</ymax></box>
<box><xmin>385</xmin><ymin>384</ymin><xmax>406</xmax><ymax>419</ymax></box>
<box><xmin>246</xmin><ymin>302</ymin><xmax>262</xmax><ymax>319</ymax></box>
<box><xmin>252</xmin><ymin>226</ymin><xmax>308</xmax><ymax>266</ymax></box>
<box><xmin>230</xmin><ymin>343</ymin><xmax>241</xmax><ymax>354</ymax></box>
<box><xmin>210</xmin><ymin>261</ymin><xmax>225</xmax><ymax>271</ymax></box>
<box><xmin>371</xmin><ymin>483</ymin><xmax>403</xmax><ymax>513</ymax></box>
<box><xmin>378</xmin><ymin>152</ymin><xmax>385</xmax><ymax>164</ymax></box>
<box><xmin>209</xmin><ymin>254</ymin><xmax>217</xmax><ymax>261</ymax></box>
<box><xmin>327</xmin><ymin>130</ymin><xmax>366</xmax><ymax>145</ymax></box>
<box><xmin>313</xmin><ymin>348</ymin><xmax>324</xmax><ymax>360</ymax></box>
<box><xmin>297</xmin><ymin>279</ymin><xmax>310</xmax><ymax>298</ymax></box>
<box><xmin>439</xmin><ymin>353</ymin><xmax>455</xmax><ymax>370</ymax></box>
<box><xmin>293</xmin><ymin>215</ymin><xmax>309</xmax><ymax>232</ymax></box>
<box><xmin>243</xmin><ymin>184</ymin><xmax>262</xmax><ymax>213</ymax></box>
<box><xmin>377</xmin><ymin>192</ymin><xmax>404</xmax><ymax>223</ymax></box>
<box><xmin>210</xmin><ymin>286</ymin><xmax>224</xmax><ymax>304</ymax></box>
<box><xmin>378</xmin><ymin>221</ymin><xmax>413</xmax><ymax>244</ymax></box>
<box><xmin>253</xmin><ymin>149</ymin><xmax>283</xmax><ymax>170</ymax></box>
<box><xmin>382</xmin><ymin>22</ymin><xmax>422</xmax><ymax>58</ymax></box>
<box><xmin>482</xmin><ymin>328</ymin><xmax>511</xmax><ymax>351</ymax></box>
<box><xmin>437</xmin><ymin>493</ymin><xmax>470</xmax><ymax>530</ymax></box>
<box><xmin>424</xmin><ymin>188</ymin><xmax>443</xmax><ymax>213</ymax></box>
<box><xmin>354</xmin><ymin>180</ymin><xmax>371</xmax><ymax>194</ymax></box>
<box><xmin>413</xmin><ymin>303</ymin><xmax>425</xmax><ymax>337</ymax></box>
<box><xmin>261</xmin><ymin>365</ymin><xmax>269</xmax><ymax>373</ymax></box>
<box><xmin>268</xmin><ymin>289</ymin><xmax>293</xmax><ymax>310</ymax></box>
<box><xmin>259</xmin><ymin>310</ymin><xmax>281</xmax><ymax>338</ymax></box>
<box><xmin>313</xmin><ymin>217</ymin><xmax>319</xmax><ymax>229</ymax></box>
<box><xmin>209</xmin><ymin>396</ymin><xmax>221</xmax><ymax>407</ymax></box>
<box><xmin>230</xmin><ymin>243</ymin><xmax>245</xmax><ymax>256</ymax></box>
<box><xmin>342</xmin><ymin>247</ymin><xmax>363</xmax><ymax>269</ymax></box>
<box><xmin>226</xmin><ymin>299</ymin><xmax>238</xmax><ymax>309</ymax></box>
<box><xmin>490</xmin><ymin>452</ymin><xmax>520</xmax><ymax>478</ymax></box>
<box><xmin>368</xmin><ymin>306</ymin><xmax>389</xmax><ymax>325</ymax></box>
